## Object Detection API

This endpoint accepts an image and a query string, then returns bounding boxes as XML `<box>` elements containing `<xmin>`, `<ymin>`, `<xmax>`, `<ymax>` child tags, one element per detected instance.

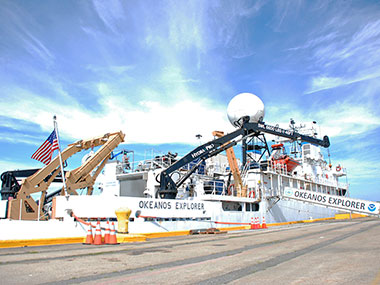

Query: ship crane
<box><xmin>158</xmin><ymin>116</ymin><xmax>330</xmax><ymax>199</ymax></box>
<box><xmin>1</xmin><ymin>131</ymin><xmax>125</xmax><ymax>220</ymax></box>
<box><xmin>212</xmin><ymin>130</ymin><xmax>247</xmax><ymax>197</ymax></box>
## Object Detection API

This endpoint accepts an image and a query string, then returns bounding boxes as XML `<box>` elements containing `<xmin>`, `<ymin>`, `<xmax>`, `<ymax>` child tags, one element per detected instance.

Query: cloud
<box><xmin>0</xmin><ymin>84</ymin><xmax>231</xmax><ymax>146</ymax></box>
<box><xmin>265</xmin><ymin>99</ymin><xmax>380</xmax><ymax>139</ymax></box>
<box><xmin>305</xmin><ymin>72</ymin><xmax>380</xmax><ymax>94</ymax></box>
<box><xmin>332</xmin><ymin>156</ymin><xmax>380</xmax><ymax>201</ymax></box>
<box><xmin>315</xmin><ymin>103</ymin><xmax>380</xmax><ymax>138</ymax></box>
<box><xmin>336</xmin><ymin>157</ymin><xmax>380</xmax><ymax>181</ymax></box>
<box><xmin>92</xmin><ymin>0</ymin><xmax>125</xmax><ymax>34</ymax></box>
<box><xmin>0</xmin><ymin>131</ymin><xmax>41</xmax><ymax>146</ymax></box>
<box><xmin>0</xmin><ymin>159</ymin><xmax>40</xmax><ymax>177</ymax></box>
<box><xmin>303</xmin><ymin>15</ymin><xmax>380</xmax><ymax>93</ymax></box>
<box><xmin>0</xmin><ymin>2</ymin><xmax>54</xmax><ymax>66</ymax></box>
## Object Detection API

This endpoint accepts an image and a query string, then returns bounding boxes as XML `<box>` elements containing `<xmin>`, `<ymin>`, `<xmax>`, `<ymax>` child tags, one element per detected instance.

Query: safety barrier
<box><xmin>71</xmin><ymin>212</ymin><xmax>119</xmax><ymax>245</ymax></box>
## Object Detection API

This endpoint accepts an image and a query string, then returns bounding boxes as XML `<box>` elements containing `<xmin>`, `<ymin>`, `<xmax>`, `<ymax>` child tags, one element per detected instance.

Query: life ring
<box><xmin>249</xmin><ymin>190</ymin><xmax>255</xmax><ymax>198</ymax></box>
<box><xmin>336</xmin><ymin>165</ymin><xmax>342</xmax><ymax>172</ymax></box>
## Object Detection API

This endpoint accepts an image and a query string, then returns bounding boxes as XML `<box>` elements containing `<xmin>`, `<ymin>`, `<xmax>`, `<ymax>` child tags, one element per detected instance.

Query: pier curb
<box><xmin>0</xmin><ymin>215</ymin><xmax>367</xmax><ymax>248</ymax></box>
<box><xmin>0</xmin><ymin>237</ymin><xmax>85</xmax><ymax>248</ymax></box>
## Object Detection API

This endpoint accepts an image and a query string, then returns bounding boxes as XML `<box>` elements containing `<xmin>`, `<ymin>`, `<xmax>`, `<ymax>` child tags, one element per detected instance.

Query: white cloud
<box><xmin>315</xmin><ymin>103</ymin><xmax>380</xmax><ymax>138</ymax></box>
<box><xmin>0</xmin><ymin>85</ymin><xmax>231</xmax><ymax>146</ymax></box>
<box><xmin>0</xmin><ymin>3</ymin><xmax>54</xmax><ymax>66</ymax></box>
<box><xmin>265</xmin><ymin>100</ymin><xmax>380</xmax><ymax>139</ymax></box>
<box><xmin>0</xmin><ymin>159</ymin><xmax>40</xmax><ymax>177</ymax></box>
<box><xmin>0</xmin><ymin>132</ymin><xmax>41</xmax><ymax>146</ymax></box>
<box><xmin>337</xmin><ymin>157</ymin><xmax>380</xmax><ymax>181</ymax></box>
<box><xmin>306</xmin><ymin>72</ymin><xmax>380</xmax><ymax>94</ymax></box>
<box><xmin>304</xmin><ymin>16</ymin><xmax>380</xmax><ymax>93</ymax></box>
<box><xmin>92</xmin><ymin>0</ymin><xmax>125</xmax><ymax>34</ymax></box>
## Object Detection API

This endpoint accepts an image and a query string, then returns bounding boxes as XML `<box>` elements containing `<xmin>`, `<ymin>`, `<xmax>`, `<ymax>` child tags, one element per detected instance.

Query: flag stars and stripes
<box><xmin>31</xmin><ymin>131</ymin><xmax>59</xmax><ymax>165</ymax></box>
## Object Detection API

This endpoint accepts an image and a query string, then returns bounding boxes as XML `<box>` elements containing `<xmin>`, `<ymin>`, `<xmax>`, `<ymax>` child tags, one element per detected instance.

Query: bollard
<box><xmin>115</xmin><ymin>207</ymin><xmax>132</xmax><ymax>233</ymax></box>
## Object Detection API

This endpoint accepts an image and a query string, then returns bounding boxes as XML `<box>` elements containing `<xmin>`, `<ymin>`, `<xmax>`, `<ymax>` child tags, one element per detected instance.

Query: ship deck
<box><xmin>0</xmin><ymin>217</ymin><xmax>379</xmax><ymax>284</ymax></box>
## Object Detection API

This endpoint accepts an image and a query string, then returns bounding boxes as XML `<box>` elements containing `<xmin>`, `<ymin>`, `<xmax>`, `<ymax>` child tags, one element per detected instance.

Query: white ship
<box><xmin>0</xmin><ymin>93</ymin><xmax>378</xmax><ymax>244</ymax></box>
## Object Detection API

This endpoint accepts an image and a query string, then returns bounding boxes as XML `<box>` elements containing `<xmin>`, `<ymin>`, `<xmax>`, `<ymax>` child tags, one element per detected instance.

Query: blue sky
<box><xmin>1</xmin><ymin>1</ymin><xmax>379</xmax><ymax>201</ymax></box>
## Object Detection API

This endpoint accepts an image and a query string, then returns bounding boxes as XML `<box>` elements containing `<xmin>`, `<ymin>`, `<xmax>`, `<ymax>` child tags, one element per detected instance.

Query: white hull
<box><xmin>0</xmin><ymin>195</ymin><xmax>337</xmax><ymax>241</ymax></box>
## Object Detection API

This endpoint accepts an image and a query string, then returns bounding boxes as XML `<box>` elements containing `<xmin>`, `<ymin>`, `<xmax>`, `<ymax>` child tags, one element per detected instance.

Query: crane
<box><xmin>158</xmin><ymin>117</ymin><xmax>330</xmax><ymax>199</ymax></box>
<box><xmin>4</xmin><ymin>131</ymin><xmax>125</xmax><ymax>220</ymax></box>
<box><xmin>212</xmin><ymin>130</ymin><xmax>247</xmax><ymax>197</ymax></box>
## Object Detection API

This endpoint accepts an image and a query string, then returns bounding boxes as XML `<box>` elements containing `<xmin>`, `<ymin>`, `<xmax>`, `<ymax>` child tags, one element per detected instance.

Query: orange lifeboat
<box><xmin>271</xmin><ymin>143</ymin><xmax>284</xmax><ymax>150</ymax></box>
<box><xmin>272</xmin><ymin>155</ymin><xmax>300</xmax><ymax>172</ymax></box>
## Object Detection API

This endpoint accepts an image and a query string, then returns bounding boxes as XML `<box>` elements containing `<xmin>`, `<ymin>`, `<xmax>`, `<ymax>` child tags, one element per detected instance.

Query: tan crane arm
<box><xmin>8</xmin><ymin>131</ymin><xmax>125</xmax><ymax>220</ymax></box>
<box><xmin>212</xmin><ymin>131</ymin><xmax>246</xmax><ymax>197</ymax></box>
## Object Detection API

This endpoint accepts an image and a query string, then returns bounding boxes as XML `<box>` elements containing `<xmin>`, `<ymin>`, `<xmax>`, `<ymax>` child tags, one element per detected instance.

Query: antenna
<box><xmin>327</xmin><ymin>147</ymin><xmax>332</xmax><ymax>168</ymax></box>
<box><xmin>196</xmin><ymin>134</ymin><xmax>202</xmax><ymax>145</ymax></box>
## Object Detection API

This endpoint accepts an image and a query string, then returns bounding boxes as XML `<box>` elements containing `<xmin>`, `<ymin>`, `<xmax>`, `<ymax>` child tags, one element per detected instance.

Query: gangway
<box><xmin>283</xmin><ymin>187</ymin><xmax>380</xmax><ymax>216</ymax></box>
<box><xmin>6</xmin><ymin>131</ymin><xmax>125</xmax><ymax>220</ymax></box>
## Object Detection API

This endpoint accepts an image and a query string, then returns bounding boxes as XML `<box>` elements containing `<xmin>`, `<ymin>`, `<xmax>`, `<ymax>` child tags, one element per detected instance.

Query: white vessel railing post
<box><xmin>19</xmin><ymin>198</ymin><xmax>22</xmax><ymax>220</ymax></box>
<box><xmin>270</xmin><ymin>173</ymin><xmax>273</xmax><ymax>197</ymax></box>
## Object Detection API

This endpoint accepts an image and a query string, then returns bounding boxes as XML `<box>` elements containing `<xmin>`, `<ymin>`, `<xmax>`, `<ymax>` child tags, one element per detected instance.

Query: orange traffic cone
<box><xmin>261</xmin><ymin>216</ymin><xmax>267</xmax><ymax>229</ymax></box>
<box><xmin>104</xmin><ymin>220</ymin><xmax>110</xmax><ymax>244</ymax></box>
<box><xmin>255</xmin><ymin>217</ymin><xmax>260</xmax><ymax>229</ymax></box>
<box><xmin>108</xmin><ymin>222</ymin><xmax>118</xmax><ymax>245</ymax></box>
<box><xmin>83</xmin><ymin>222</ymin><xmax>93</xmax><ymax>245</ymax></box>
<box><xmin>93</xmin><ymin>220</ymin><xmax>103</xmax><ymax>245</ymax></box>
<box><xmin>250</xmin><ymin>217</ymin><xmax>254</xmax><ymax>230</ymax></box>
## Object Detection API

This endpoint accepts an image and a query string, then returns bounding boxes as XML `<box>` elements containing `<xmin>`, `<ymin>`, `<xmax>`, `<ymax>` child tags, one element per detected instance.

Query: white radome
<box><xmin>227</xmin><ymin>93</ymin><xmax>265</xmax><ymax>127</ymax></box>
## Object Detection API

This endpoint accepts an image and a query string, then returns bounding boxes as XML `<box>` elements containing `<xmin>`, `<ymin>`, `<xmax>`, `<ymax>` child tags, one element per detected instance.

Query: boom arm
<box><xmin>7</xmin><ymin>131</ymin><xmax>125</xmax><ymax>220</ymax></box>
<box><xmin>250</xmin><ymin>121</ymin><xmax>330</xmax><ymax>148</ymax></box>
<box><xmin>158</xmin><ymin>118</ymin><xmax>330</xmax><ymax>199</ymax></box>
<box><xmin>212</xmin><ymin>131</ymin><xmax>246</xmax><ymax>197</ymax></box>
<box><xmin>159</xmin><ymin>128</ymin><xmax>245</xmax><ymax>199</ymax></box>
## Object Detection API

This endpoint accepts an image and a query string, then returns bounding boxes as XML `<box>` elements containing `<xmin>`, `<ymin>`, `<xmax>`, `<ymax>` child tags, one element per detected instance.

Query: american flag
<box><xmin>31</xmin><ymin>130</ymin><xmax>59</xmax><ymax>165</ymax></box>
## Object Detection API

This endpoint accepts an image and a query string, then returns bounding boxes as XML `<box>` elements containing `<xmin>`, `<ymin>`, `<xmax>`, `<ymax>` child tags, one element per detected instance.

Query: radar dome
<box><xmin>227</xmin><ymin>93</ymin><xmax>265</xmax><ymax>127</ymax></box>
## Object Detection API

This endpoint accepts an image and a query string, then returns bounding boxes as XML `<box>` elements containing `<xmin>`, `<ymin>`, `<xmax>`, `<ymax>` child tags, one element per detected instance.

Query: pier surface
<box><xmin>1</xmin><ymin>217</ymin><xmax>380</xmax><ymax>284</ymax></box>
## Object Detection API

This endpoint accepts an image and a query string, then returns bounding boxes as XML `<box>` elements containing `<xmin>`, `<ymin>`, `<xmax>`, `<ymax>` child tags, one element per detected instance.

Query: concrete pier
<box><xmin>0</xmin><ymin>217</ymin><xmax>379</xmax><ymax>284</ymax></box>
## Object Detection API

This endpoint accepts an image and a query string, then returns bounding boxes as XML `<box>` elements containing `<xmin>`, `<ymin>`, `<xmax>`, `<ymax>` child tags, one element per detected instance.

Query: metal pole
<box><xmin>53</xmin><ymin>115</ymin><xmax>68</xmax><ymax>196</ymax></box>
<box><xmin>19</xmin><ymin>199</ymin><xmax>22</xmax><ymax>220</ymax></box>
<box><xmin>37</xmin><ymin>199</ymin><xmax>41</xmax><ymax>221</ymax></box>
<box><xmin>242</xmin><ymin>138</ymin><xmax>247</xmax><ymax>167</ymax></box>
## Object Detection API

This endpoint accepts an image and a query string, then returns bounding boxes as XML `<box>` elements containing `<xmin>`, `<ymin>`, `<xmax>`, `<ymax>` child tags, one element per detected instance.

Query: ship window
<box><xmin>303</xmin><ymin>144</ymin><xmax>311</xmax><ymax>155</ymax></box>
<box><xmin>144</xmin><ymin>217</ymin><xmax>154</xmax><ymax>222</ymax></box>
<box><xmin>245</xmin><ymin>203</ymin><xmax>259</xmax><ymax>212</ymax></box>
<box><xmin>222</xmin><ymin>201</ymin><xmax>242</xmax><ymax>211</ymax></box>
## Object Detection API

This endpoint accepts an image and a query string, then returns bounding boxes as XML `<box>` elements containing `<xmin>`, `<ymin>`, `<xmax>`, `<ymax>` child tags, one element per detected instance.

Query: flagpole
<box><xmin>53</xmin><ymin>115</ymin><xmax>68</xmax><ymax>197</ymax></box>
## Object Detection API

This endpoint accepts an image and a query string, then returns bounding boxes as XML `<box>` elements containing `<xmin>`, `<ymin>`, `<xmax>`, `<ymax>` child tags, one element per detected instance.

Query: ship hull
<box><xmin>0</xmin><ymin>195</ymin><xmax>337</xmax><ymax>241</ymax></box>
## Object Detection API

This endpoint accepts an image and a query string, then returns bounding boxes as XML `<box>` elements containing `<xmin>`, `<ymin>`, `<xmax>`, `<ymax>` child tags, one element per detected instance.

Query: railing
<box><xmin>202</xmin><ymin>179</ymin><xmax>259</xmax><ymax>200</ymax></box>
<box><xmin>265</xmin><ymin>160</ymin><xmax>289</xmax><ymax>176</ymax></box>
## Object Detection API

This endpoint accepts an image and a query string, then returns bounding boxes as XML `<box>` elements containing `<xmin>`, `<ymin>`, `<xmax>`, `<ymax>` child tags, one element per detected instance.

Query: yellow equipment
<box><xmin>7</xmin><ymin>131</ymin><xmax>125</xmax><ymax>220</ymax></box>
